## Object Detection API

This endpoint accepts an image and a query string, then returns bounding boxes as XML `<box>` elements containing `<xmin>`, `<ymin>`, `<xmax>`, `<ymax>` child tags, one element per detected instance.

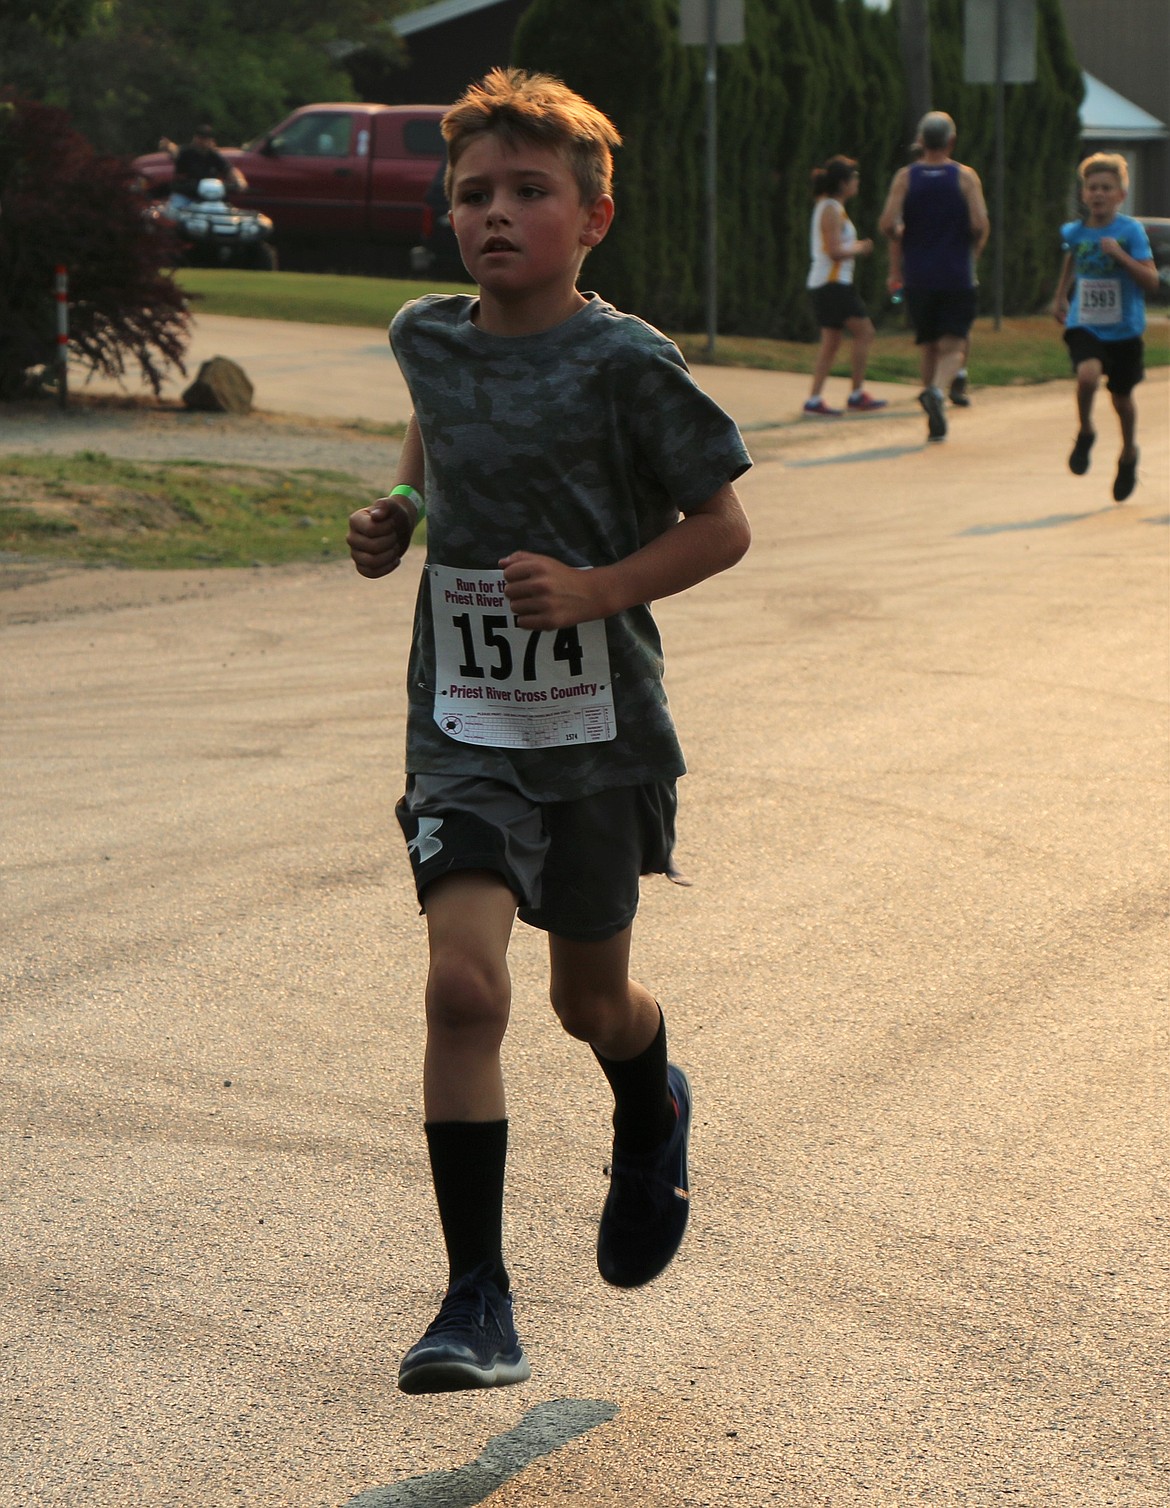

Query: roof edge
<box><xmin>393</xmin><ymin>0</ymin><xmax>512</xmax><ymax>39</ymax></box>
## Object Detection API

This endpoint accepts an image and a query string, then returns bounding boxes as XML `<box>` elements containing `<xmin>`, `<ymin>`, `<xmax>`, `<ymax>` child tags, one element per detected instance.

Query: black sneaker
<box><xmin>397</xmin><ymin>1264</ymin><xmax>531</xmax><ymax>1394</ymax></box>
<box><xmin>918</xmin><ymin>387</ymin><xmax>947</xmax><ymax>442</ymax></box>
<box><xmin>597</xmin><ymin>1063</ymin><xmax>691</xmax><ymax>1288</ymax></box>
<box><xmin>1113</xmin><ymin>449</ymin><xmax>1139</xmax><ymax>502</ymax></box>
<box><xmin>949</xmin><ymin>371</ymin><xmax>971</xmax><ymax>407</ymax></box>
<box><xmin>1068</xmin><ymin>430</ymin><xmax>1095</xmax><ymax>476</ymax></box>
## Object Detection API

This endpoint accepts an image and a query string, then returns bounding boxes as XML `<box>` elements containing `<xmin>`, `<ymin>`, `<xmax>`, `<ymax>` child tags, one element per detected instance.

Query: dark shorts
<box><xmin>1063</xmin><ymin>328</ymin><xmax>1145</xmax><ymax>396</ymax></box>
<box><xmin>905</xmin><ymin>287</ymin><xmax>978</xmax><ymax>345</ymax></box>
<box><xmin>810</xmin><ymin>282</ymin><xmax>869</xmax><ymax>330</ymax></box>
<box><xmin>395</xmin><ymin>774</ymin><xmax>678</xmax><ymax>942</ymax></box>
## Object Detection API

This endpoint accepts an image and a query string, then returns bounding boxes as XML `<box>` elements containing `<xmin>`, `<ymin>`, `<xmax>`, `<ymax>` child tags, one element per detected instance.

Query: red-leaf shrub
<box><xmin>0</xmin><ymin>96</ymin><xmax>189</xmax><ymax>399</ymax></box>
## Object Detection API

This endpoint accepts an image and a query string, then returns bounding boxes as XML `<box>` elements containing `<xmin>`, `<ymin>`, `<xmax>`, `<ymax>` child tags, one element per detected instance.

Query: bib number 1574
<box><xmin>451</xmin><ymin>612</ymin><xmax>585</xmax><ymax>682</ymax></box>
<box><xmin>428</xmin><ymin>564</ymin><xmax>616</xmax><ymax>749</ymax></box>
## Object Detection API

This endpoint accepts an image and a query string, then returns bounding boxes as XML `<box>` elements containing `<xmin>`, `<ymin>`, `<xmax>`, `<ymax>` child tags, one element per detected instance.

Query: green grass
<box><xmin>175</xmin><ymin>268</ymin><xmax>470</xmax><ymax>328</ymax></box>
<box><xmin>177</xmin><ymin>268</ymin><xmax>1169</xmax><ymax>386</ymax></box>
<box><xmin>679</xmin><ymin>313</ymin><xmax>1170</xmax><ymax>386</ymax></box>
<box><xmin>0</xmin><ymin>450</ymin><xmax>389</xmax><ymax>568</ymax></box>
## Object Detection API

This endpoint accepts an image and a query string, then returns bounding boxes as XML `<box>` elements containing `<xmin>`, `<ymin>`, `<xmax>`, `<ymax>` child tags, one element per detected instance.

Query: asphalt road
<box><xmin>2</xmin><ymin>323</ymin><xmax>1169</xmax><ymax>1507</ymax></box>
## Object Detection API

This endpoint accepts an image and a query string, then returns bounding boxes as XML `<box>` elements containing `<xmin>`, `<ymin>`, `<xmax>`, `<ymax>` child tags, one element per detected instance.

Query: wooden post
<box><xmin>55</xmin><ymin>264</ymin><xmax>69</xmax><ymax>410</ymax></box>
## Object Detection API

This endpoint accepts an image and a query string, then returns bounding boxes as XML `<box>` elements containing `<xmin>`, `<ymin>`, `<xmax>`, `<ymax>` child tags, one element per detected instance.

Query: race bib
<box><xmin>428</xmin><ymin>564</ymin><xmax>616</xmax><ymax>749</ymax></box>
<box><xmin>1078</xmin><ymin>277</ymin><xmax>1121</xmax><ymax>326</ymax></box>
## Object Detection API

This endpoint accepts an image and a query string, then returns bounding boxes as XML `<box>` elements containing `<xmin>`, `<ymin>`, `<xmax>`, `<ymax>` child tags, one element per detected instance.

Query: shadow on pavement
<box><xmin>785</xmin><ymin>444</ymin><xmax>926</xmax><ymax>466</ymax></box>
<box><xmin>343</xmin><ymin>1398</ymin><xmax>619</xmax><ymax>1508</ymax></box>
<box><xmin>959</xmin><ymin>508</ymin><xmax>1114</xmax><ymax>535</ymax></box>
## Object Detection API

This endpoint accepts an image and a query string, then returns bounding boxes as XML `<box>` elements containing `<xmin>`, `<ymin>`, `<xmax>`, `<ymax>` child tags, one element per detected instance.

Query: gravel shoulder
<box><xmin>0</xmin><ymin>393</ymin><xmax>399</xmax><ymax>481</ymax></box>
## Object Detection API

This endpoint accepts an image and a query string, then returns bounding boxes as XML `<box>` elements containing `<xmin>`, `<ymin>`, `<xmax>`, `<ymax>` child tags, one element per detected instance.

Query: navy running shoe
<box><xmin>397</xmin><ymin>1264</ymin><xmax>531</xmax><ymax>1394</ymax></box>
<box><xmin>1113</xmin><ymin>448</ymin><xmax>1139</xmax><ymax>502</ymax></box>
<box><xmin>949</xmin><ymin>371</ymin><xmax>971</xmax><ymax>407</ymax></box>
<box><xmin>597</xmin><ymin>1063</ymin><xmax>692</xmax><ymax>1288</ymax></box>
<box><xmin>1069</xmin><ymin>430</ymin><xmax>1096</xmax><ymax>476</ymax></box>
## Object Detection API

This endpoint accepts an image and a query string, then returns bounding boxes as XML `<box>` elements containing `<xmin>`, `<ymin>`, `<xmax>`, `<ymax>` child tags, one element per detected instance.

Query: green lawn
<box><xmin>0</xmin><ymin>451</ymin><xmax>384</xmax><ymax>568</ymax></box>
<box><xmin>175</xmin><ymin>268</ymin><xmax>468</xmax><ymax>329</ymax></box>
<box><xmin>176</xmin><ymin>267</ymin><xmax>1169</xmax><ymax>388</ymax></box>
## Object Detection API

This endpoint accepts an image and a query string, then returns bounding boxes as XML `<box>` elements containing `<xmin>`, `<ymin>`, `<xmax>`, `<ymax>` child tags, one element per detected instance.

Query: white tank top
<box><xmin>807</xmin><ymin>197</ymin><xmax>857</xmax><ymax>289</ymax></box>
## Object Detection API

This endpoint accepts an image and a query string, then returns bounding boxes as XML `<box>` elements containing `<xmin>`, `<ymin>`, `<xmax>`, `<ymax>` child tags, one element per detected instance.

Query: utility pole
<box><xmin>680</xmin><ymin>0</ymin><xmax>745</xmax><ymax>360</ymax></box>
<box><xmin>704</xmin><ymin>0</ymin><xmax>718</xmax><ymax>359</ymax></box>
<box><xmin>963</xmin><ymin>0</ymin><xmax>1037</xmax><ymax>329</ymax></box>
<box><xmin>993</xmin><ymin>0</ymin><xmax>1006</xmax><ymax>330</ymax></box>
<box><xmin>899</xmin><ymin>0</ymin><xmax>932</xmax><ymax>148</ymax></box>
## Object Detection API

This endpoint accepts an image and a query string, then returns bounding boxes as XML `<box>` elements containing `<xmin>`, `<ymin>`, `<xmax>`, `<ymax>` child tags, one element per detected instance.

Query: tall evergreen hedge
<box><xmin>512</xmin><ymin>0</ymin><xmax>1082</xmax><ymax>336</ymax></box>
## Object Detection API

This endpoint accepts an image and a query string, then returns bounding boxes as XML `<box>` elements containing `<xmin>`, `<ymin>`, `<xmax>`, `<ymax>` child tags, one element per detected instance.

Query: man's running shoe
<box><xmin>597</xmin><ymin>1063</ymin><xmax>691</xmax><ymax>1288</ymax></box>
<box><xmin>918</xmin><ymin>387</ymin><xmax>947</xmax><ymax>442</ymax></box>
<box><xmin>398</xmin><ymin>1264</ymin><xmax>531</xmax><ymax>1394</ymax></box>
<box><xmin>803</xmin><ymin>397</ymin><xmax>842</xmax><ymax>416</ymax></box>
<box><xmin>949</xmin><ymin>371</ymin><xmax>971</xmax><ymax>407</ymax></box>
<box><xmin>846</xmin><ymin>392</ymin><xmax>888</xmax><ymax>412</ymax></box>
<box><xmin>1068</xmin><ymin>430</ymin><xmax>1095</xmax><ymax>475</ymax></box>
<box><xmin>1113</xmin><ymin>449</ymin><xmax>1139</xmax><ymax>502</ymax></box>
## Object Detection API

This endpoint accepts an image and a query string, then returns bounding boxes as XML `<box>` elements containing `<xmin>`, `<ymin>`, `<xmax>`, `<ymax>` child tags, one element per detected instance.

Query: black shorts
<box><xmin>905</xmin><ymin>287</ymin><xmax>978</xmax><ymax>344</ymax></box>
<box><xmin>1063</xmin><ymin>328</ymin><xmax>1145</xmax><ymax>396</ymax></box>
<box><xmin>395</xmin><ymin>774</ymin><xmax>678</xmax><ymax>942</ymax></box>
<box><xmin>810</xmin><ymin>282</ymin><xmax>869</xmax><ymax>330</ymax></box>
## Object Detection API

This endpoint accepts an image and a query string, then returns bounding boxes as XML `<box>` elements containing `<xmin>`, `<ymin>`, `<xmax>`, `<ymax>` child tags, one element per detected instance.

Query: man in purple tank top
<box><xmin>880</xmin><ymin>112</ymin><xmax>989</xmax><ymax>442</ymax></box>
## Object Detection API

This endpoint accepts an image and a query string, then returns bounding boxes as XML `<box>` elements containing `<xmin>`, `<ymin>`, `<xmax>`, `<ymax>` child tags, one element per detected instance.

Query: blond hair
<box><xmin>442</xmin><ymin>67</ymin><xmax>621</xmax><ymax>204</ymax></box>
<box><xmin>1078</xmin><ymin>152</ymin><xmax>1129</xmax><ymax>192</ymax></box>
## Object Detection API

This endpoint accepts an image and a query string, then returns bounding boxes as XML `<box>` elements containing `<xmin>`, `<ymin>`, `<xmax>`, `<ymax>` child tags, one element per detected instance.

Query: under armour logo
<box><xmin>407</xmin><ymin>816</ymin><xmax>444</xmax><ymax>863</ymax></box>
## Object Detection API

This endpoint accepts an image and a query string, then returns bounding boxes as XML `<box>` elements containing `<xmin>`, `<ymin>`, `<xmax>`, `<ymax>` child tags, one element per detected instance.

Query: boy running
<box><xmin>347</xmin><ymin>68</ymin><xmax>751</xmax><ymax>1394</ymax></box>
<box><xmin>1054</xmin><ymin>153</ymin><xmax>1158</xmax><ymax>502</ymax></box>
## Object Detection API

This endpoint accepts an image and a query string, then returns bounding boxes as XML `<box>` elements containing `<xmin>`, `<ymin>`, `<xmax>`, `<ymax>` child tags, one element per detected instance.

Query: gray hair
<box><xmin>917</xmin><ymin>111</ymin><xmax>956</xmax><ymax>150</ymax></box>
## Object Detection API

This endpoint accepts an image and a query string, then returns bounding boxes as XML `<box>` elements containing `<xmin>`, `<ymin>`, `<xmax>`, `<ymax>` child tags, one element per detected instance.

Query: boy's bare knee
<box><xmin>549</xmin><ymin>979</ymin><xmax>615</xmax><ymax>1042</ymax></box>
<box><xmin>426</xmin><ymin>955</ymin><xmax>510</xmax><ymax>1040</ymax></box>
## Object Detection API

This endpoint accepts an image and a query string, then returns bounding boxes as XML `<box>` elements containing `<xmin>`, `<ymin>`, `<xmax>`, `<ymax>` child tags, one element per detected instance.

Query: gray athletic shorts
<box><xmin>395</xmin><ymin>773</ymin><xmax>678</xmax><ymax>942</ymax></box>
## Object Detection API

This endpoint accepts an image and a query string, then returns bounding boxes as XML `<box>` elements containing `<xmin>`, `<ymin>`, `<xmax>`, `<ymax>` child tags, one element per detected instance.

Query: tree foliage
<box><xmin>0</xmin><ymin>99</ymin><xmax>188</xmax><ymax>399</ymax></box>
<box><xmin>0</xmin><ymin>0</ymin><xmax>418</xmax><ymax>158</ymax></box>
<box><xmin>514</xmin><ymin>0</ymin><xmax>1083</xmax><ymax>336</ymax></box>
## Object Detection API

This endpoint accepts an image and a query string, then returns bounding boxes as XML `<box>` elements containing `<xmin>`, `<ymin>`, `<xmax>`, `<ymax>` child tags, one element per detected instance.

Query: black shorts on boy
<box><xmin>396</xmin><ymin>774</ymin><xmax>677</xmax><ymax>940</ymax></box>
<box><xmin>1062</xmin><ymin>328</ymin><xmax>1144</xmax><ymax>397</ymax></box>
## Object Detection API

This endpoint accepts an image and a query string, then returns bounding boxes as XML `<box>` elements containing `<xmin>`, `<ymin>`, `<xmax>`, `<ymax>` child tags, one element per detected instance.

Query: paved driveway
<box><xmin>3</xmin><ymin>325</ymin><xmax>1168</xmax><ymax>1506</ymax></box>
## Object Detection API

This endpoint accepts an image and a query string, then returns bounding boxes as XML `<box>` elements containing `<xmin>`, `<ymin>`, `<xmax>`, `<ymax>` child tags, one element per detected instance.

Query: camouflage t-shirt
<box><xmin>390</xmin><ymin>292</ymin><xmax>751</xmax><ymax>802</ymax></box>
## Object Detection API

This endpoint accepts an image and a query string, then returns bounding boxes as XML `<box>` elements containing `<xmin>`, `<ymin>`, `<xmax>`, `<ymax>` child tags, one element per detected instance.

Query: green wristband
<box><xmin>390</xmin><ymin>483</ymin><xmax>425</xmax><ymax>520</ymax></box>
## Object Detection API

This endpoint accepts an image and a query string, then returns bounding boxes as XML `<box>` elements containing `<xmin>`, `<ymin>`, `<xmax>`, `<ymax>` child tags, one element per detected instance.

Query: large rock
<box><xmin>182</xmin><ymin>356</ymin><xmax>254</xmax><ymax>414</ymax></box>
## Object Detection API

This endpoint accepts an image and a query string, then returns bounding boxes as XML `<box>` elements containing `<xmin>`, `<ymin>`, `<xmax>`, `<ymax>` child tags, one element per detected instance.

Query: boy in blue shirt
<box><xmin>347</xmin><ymin>69</ymin><xmax>751</xmax><ymax>1394</ymax></box>
<box><xmin>1054</xmin><ymin>153</ymin><xmax>1159</xmax><ymax>502</ymax></box>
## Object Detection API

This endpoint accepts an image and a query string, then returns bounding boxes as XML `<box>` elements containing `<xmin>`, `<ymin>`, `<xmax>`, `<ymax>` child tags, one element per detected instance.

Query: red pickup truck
<box><xmin>134</xmin><ymin>103</ymin><xmax>447</xmax><ymax>270</ymax></box>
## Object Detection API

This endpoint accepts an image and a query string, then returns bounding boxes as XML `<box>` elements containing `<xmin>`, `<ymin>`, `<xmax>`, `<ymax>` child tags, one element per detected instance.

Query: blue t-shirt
<box><xmin>1061</xmin><ymin>215</ymin><xmax>1152</xmax><ymax>340</ymax></box>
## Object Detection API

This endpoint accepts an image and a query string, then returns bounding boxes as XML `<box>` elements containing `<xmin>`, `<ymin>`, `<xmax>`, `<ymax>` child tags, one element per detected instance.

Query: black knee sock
<box><xmin>424</xmin><ymin>1119</ymin><xmax>509</xmax><ymax>1295</ymax></box>
<box><xmin>592</xmin><ymin>1008</ymin><xmax>676</xmax><ymax>1155</ymax></box>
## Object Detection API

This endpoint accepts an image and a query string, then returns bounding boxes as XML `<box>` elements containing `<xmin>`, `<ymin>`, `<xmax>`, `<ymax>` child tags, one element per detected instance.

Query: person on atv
<box><xmin>159</xmin><ymin>124</ymin><xmax>247</xmax><ymax>208</ymax></box>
